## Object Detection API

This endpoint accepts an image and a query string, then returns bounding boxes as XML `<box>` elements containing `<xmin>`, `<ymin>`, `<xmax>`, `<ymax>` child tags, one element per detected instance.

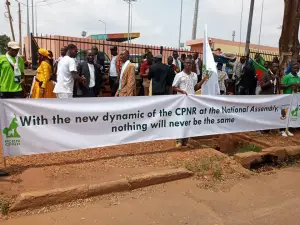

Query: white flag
<box><xmin>201</xmin><ymin>25</ymin><xmax>220</xmax><ymax>96</ymax></box>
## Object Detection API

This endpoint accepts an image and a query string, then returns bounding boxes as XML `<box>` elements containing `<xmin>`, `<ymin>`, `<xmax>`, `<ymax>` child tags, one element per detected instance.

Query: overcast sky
<box><xmin>1</xmin><ymin>0</ymin><xmax>283</xmax><ymax>48</ymax></box>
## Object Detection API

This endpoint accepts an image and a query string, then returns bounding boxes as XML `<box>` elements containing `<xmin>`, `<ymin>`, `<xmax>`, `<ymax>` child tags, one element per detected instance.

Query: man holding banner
<box><xmin>172</xmin><ymin>57</ymin><xmax>209</xmax><ymax>147</ymax></box>
<box><xmin>0</xmin><ymin>42</ymin><xmax>25</xmax><ymax>99</ymax></box>
<box><xmin>281</xmin><ymin>63</ymin><xmax>300</xmax><ymax>137</ymax></box>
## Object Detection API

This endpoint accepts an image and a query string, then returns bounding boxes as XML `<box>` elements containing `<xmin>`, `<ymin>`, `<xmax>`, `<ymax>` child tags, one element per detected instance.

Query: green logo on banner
<box><xmin>3</xmin><ymin>115</ymin><xmax>20</xmax><ymax>138</ymax></box>
<box><xmin>291</xmin><ymin>106</ymin><xmax>299</xmax><ymax>117</ymax></box>
<box><xmin>2</xmin><ymin>115</ymin><xmax>21</xmax><ymax>147</ymax></box>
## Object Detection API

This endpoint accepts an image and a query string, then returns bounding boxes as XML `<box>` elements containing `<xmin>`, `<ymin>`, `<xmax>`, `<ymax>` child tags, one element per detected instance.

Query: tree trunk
<box><xmin>279</xmin><ymin>0</ymin><xmax>300</xmax><ymax>69</ymax></box>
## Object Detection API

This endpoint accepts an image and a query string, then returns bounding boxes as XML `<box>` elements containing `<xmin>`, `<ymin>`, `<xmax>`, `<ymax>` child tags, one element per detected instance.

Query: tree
<box><xmin>279</xmin><ymin>0</ymin><xmax>300</xmax><ymax>69</ymax></box>
<box><xmin>0</xmin><ymin>34</ymin><xmax>11</xmax><ymax>54</ymax></box>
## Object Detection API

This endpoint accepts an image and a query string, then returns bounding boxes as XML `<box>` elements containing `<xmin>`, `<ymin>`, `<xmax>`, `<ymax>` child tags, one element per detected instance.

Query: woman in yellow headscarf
<box><xmin>31</xmin><ymin>48</ymin><xmax>56</xmax><ymax>98</ymax></box>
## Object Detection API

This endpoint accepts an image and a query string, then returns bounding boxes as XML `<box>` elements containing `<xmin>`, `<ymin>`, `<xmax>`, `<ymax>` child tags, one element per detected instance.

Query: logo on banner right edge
<box><xmin>290</xmin><ymin>104</ymin><xmax>300</xmax><ymax>121</ymax></box>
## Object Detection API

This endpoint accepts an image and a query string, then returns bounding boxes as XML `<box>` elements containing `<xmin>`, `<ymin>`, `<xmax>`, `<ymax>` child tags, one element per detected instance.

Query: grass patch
<box><xmin>0</xmin><ymin>199</ymin><xmax>10</xmax><ymax>215</ymax></box>
<box><xmin>212</xmin><ymin>165</ymin><xmax>223</xmax><ymax>180</ymax></box>
<box><xmin>185</xmin><ymin>158</ymin><xmax>210</xmax><ymax>174</ymax></box>
<box><xmin>236</xmin><ymin>143</ymin><xmax>262</xmax><ymax>153</ymax></box>
<box><xmin>185</xmin><ymin>156</ymin><xmax>224</xmax><ymax>180</ymax></box>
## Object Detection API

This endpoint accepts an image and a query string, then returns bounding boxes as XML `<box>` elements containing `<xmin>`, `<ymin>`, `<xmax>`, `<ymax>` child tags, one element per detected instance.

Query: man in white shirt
<box><xmin>76</xmin><ymin>50</ymin><xmax>101</xmax><ymax>97</ymax></box>
<box><xmin>172</xmin><ymin>51</ymin><xmax>183</xmax><ymax>72</ymax></box>
<box><xmin>53</xmin><ymin>44</ymin><xmax>86</xmax><ymax>98</ymax></box>
<box><xmin>172</xmin><ymin>57</ymin><xmax>208</xmax><ymax>147</ymax></box>
<box><xmin>109</xmin><ymin>46</ymin><xmax>119</xmax><ymax>96</ymax></box>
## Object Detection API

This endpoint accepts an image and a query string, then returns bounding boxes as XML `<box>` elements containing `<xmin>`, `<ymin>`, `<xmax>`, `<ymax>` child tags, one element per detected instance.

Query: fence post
<box><xmin>160</xmin><ymin>46</ymin><xmax>163</xmax><ymax>55</ymax></box>
<box><xmin>31</xmin><ymin>33</ymin><xmax>38</xmax><ymax>70</ymax></box>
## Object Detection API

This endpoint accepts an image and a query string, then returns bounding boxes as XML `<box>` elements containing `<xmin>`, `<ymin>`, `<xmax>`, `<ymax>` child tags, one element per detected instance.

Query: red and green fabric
<box><xmin>252</xmin><ymin>59</ymin><xmax>267</xmax><ymax>84</ymax></box>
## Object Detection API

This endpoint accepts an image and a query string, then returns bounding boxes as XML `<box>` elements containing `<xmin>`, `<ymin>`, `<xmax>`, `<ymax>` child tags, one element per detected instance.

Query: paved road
<box><xmin>2</xmin><ymin>167</ymin><xmax>300</xmax><ymax>225</ymax></box>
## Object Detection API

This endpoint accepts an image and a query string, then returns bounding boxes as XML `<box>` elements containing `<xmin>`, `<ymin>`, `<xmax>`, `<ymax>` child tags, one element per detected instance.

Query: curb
<box><xmin>9</xmin><ymin>168</ymin><xmax>192</xmax><ymax>212</ymax></box>
<box><xmin>128</xmin><ymin>168</ymin><xmax>192</xmax><ymax>189</ymax></box>
<box><xmin>234</xmin><ymin>146</ymin><xmax>300</xmax><ymax>169</ymax></box>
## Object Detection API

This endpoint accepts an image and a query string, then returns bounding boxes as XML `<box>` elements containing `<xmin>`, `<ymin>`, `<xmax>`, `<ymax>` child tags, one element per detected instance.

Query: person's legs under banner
<box><xmin>0</xmin><ymin>170</ymin><xmax>9</xmax><ymax>176</ymax></box>
<box><xmin>0</xmin><ymin>157</ymin><xmax>9</xmax><ymax>177</ymax></box>
<box><xmin>0</xmin><ymin>91</ymin><xmax>22</xmax><ymax>176</ymax></box>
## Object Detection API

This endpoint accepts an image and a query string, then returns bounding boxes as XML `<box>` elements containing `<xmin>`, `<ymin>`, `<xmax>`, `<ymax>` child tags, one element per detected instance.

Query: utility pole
<box><xmin>127</xmin><ymin>2</ymin><xmax>131</xmax><ymax>43</ymax></box>
<box><xmin>124</xmin><ymin>0</ymin><xmax>137</xmax><ymax>43</ymax></box>
<box><xmin>178</xmin><ymin>0</ymin><xmax>183</xmax><ymax>48</ymax></box>
<box><xmin>18</xmin><ymin>3</ymin><xmax>22</xmax><ymax>55</ymax></box>
<box><xmin>245</xmin><ymin>0</ymin><xmax>255</xmax><ymax>55</ymax></box>
<box><xmin>31</xmin><ymin>0</ymin><xmax>34</xmax><ymax>35</ymax></box>
<box><xmin>191</xmin><ymin>0</ymin><xmax>199</xmax><ymax>40</ymax></box>
<box><xmin>99</xmin><ymin>20</ymin><xmax>107</xmax><ymax>35</ymax></box>
<box><xmin>6</xmin><ymin>0</ymin><xmax>15</xmax><ymax>41</ymax></box>
<box><xmin>130</xmin><ymin>2</ymin><xmax>133</xmax><ymax>42</ymax></box>
<box><xmin>27</xmin><ymin>0</ymin><xmax>30</xmax><ymax>58</ymax></box>
<box><xmin>258</xmin><ymin>0</ymin><xmax>265</xmax><ymax>48</ymax></box>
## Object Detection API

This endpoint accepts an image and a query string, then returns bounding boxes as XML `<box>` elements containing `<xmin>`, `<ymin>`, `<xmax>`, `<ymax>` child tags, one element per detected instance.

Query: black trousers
<box><xmin>0</xmin><ymin>91</ymin><xmax>24</xmax><ymax>99</ymax></box>
<box><xmin>82</xmin><ymin>88</ymin><xmax>96</xmax><ymax>97</ymax></box>
<box><xmin>109</xmin><ymin>77</ymin><xmax>118</xmax><ymax>96</ymax></box>
<box><xmin>236</xmin><ymin>85</ymin><xmax>256</xmax><ymax>96</ymax></box>
<box><xmin>197</xmin><ymin>74</ymin><xmax>202</xmax><ymax>83</ymax></box>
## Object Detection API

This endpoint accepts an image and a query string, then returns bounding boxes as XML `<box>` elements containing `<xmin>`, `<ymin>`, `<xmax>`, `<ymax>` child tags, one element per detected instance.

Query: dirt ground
<box><xmin>1</xmin><ymin>131</ymin><xmax>300</xmax><ymax>200</ymax></box>
<box><xmin>246</xmin><ymin>130</ymin><xmax>300</xmax><ymax>147</ymax></box>
<box><xmin>2</xmin><ymin>166</ymin><xmax>300</xmax><ymax>225</ymax></box>
<box><xmin>1</xmin><ymin>138</ymin><xmax>233</xmax><ymax>199</ymax></box>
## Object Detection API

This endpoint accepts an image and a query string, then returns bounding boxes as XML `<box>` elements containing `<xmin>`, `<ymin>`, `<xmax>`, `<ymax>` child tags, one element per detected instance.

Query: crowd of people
<box><xmin>1</xmin><ymin>41</ymin><xmax>300</xmax><ymax>140</ymax></box>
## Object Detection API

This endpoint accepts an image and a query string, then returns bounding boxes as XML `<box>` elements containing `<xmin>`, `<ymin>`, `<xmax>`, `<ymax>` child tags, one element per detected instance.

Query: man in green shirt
<box><xmin>281</xmin><ymin>63</ymin><xmax>300</xmax><ymax>94</ymax></box>
<box><xmin>280</xmin><ymin>62</ymin><xmax>300</xmax><ymax>137</ymax></box>
<box><xmin>0</xmin><ymin>41</ymin><xmax>26</xmax><ymax>176</ymax></box>
<box><xmin>0</xmin><ymin>41</ymin><xmax>25</xmax><ymax>98</ymax></box>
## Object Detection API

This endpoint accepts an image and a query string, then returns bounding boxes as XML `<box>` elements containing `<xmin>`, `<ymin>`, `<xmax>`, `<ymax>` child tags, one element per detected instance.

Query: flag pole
<box><xmin>245</xmin><ymin>0</ymin><xmax>255</xmax><ymax>55</ymax></box>
<box><xmin>258</xmin><ymin>0</ymin><xmax>264</xmax><ymax>51</ymax></box>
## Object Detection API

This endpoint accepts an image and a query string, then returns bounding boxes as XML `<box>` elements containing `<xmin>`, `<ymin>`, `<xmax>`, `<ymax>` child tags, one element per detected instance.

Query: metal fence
<box><xmin>250</xmin><ymin>50</ymin><xmax>279</xmax><ymax>62</ymax></box>
<box><xmin>30</xmin><ymin>34</ymin><xmax>198</xmax><ymax>69</ymax></box>
<box><xmin>235</xmin><ymin>49</ymin><xmax>279</xmax><ymax>62</ymax></box>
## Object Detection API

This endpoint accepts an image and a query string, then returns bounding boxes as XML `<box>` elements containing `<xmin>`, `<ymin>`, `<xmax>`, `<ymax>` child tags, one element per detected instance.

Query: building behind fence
<box><xmin>187</xmin><ymin>37</ymin><xmax>279</xmax><ymax>62</ymax></box>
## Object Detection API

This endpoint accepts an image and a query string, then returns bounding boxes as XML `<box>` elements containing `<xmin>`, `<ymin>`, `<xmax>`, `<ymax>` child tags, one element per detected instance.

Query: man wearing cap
<box><xmin>148</xmin><ymin>54</ymin><xmax>173</xmax><ymax>95</ymax></box>
<box><xmin>109</xmin><ymin>46</ymin><xmax>120</xmax><ymax>96</ymax></box>
<box><xmin>0</xmin><ymin>41</ymin><xmax>25</xmax><ymax>98</ymax></box>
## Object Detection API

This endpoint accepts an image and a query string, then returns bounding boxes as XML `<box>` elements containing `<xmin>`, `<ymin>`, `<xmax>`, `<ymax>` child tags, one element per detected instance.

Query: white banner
<box><xmin>0</xmin><ymin>94</ymin><xmax>293</xmax><ymax>157</ymax></box>
<box><xmin>288</xmin><ymin>93</ymin><xmax>300</xmax><ymax>128</ymax></box>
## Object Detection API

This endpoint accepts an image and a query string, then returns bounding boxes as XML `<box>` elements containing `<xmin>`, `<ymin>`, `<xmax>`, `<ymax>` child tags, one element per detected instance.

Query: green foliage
<box><xmin>185</xmin><ymin>155</ymin><xmax>224</xmax><ymax>180</ymax></box>
<box><xmin>0</xmin><ymin>199</ymin><xmax>10</xmax><ymax>215</ymax></box>
<box><xmin>0</xmin><ymin>35</ymin><xmax>11</xmax><ymax>55</ymax></box>
<box><xmin>237</xmin><ymin>143</ymin><xmax>262</xmax><ymax>153</ymax></box>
